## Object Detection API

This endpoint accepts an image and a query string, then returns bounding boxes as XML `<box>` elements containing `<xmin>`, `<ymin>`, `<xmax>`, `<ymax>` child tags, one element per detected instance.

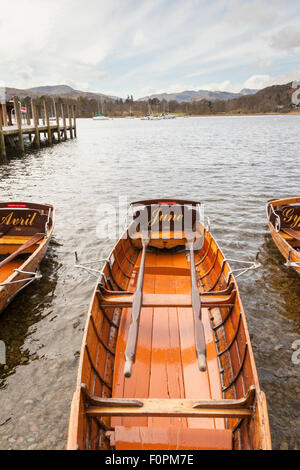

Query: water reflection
<box><xmin>258</xmin><ymin>232</ymin><xmax>300</xmax><ymax>331</ymax></box>
<box><xmin>0</xmin><ymin>116</ymin><xmax>299</xmax><ymax>449</ymax></box>
<box><xmin>0</xmin><ymin>243</ymin><xmax>60</xmax><ymax>389</ymax></box>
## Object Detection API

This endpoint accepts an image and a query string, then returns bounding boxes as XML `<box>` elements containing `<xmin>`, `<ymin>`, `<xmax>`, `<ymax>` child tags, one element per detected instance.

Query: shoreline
<box><xmin>87</xmin><ymin>111</ymin><xmax>300</xmax><ymax>119</ymax></box>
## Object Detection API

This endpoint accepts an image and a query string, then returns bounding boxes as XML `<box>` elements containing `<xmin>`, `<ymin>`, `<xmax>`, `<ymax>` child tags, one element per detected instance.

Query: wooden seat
<box><xmin>97</xmin><ymin>290</ymin><xmax>236</xmax><ymax>308</ymax></box>
<box><xmin>111</xmin><ymin>426</ymin><xmax>232</xmax><ymax>450</ymax></box>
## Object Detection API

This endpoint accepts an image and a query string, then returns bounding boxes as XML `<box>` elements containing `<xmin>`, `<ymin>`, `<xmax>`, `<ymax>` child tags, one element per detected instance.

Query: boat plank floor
<box><xmin>112</xmin><ymin>250</ymin><xmax>225</xmax><ymax>438</ymax></box>
<box><xmin>0</xmin><ymin>259</ymin><xmax>24</xmax><ymax>283</ymax></box>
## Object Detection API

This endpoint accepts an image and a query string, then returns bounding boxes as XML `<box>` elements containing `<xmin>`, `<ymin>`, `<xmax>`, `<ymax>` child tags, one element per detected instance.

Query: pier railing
<box><xmin>0</xmin><ymin>96</ymin><xmax>77</xmax><ymax>158</ymax></box>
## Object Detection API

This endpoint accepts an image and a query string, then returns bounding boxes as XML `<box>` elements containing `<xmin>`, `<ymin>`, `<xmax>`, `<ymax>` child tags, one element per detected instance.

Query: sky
<box><xmin>0</xmin><ymin>0</ymin><xmax>300</xmax><ymax>98</ymax></box>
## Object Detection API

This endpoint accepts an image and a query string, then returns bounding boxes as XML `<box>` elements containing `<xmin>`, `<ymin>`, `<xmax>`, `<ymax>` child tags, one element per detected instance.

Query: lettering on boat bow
<box><xmin>0</xmin><ymin>211</ymin><xmax>38</xmax><ymax>227</ymax></box>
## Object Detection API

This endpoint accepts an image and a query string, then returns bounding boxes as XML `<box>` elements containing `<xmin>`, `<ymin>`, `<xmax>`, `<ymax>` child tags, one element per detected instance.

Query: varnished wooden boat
<box><xmin>0</xmin><ymin>202</ymin><xmax>54</xmax><ymax>314</ymax></box>
<box><xmin>267</xmin><ymin>197</ymin><xmax>300</xmax><ymax>275</ymax></box>
<box><xmin>68</xmin><ymin>199</ymin><xmax>271</xmax><ymax>450</ymax></box>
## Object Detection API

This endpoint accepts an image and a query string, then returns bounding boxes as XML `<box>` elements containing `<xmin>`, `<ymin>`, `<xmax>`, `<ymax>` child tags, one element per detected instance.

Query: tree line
<box><xmin>19</xmin><ymin>83</ymin><xmax>299</xmax><ymax>119</ymax></box>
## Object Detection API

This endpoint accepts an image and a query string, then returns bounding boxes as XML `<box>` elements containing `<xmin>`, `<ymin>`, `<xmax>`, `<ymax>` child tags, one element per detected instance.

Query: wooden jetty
<box><xmin>0</xmin><ymin>96</ymin><xmax>77</xmax><ymax>158</ymax></box>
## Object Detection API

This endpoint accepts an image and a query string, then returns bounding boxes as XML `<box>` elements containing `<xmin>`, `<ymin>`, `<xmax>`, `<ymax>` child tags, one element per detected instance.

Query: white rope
<box><xmin>224</xmin><ymin>258</ymin><xmax>260</xmax><ymax>278</ymax></box>
<box><xmin>0</xmin><ymin>269</ymin><xmax>42</xmax><ymax>287</ymax></box>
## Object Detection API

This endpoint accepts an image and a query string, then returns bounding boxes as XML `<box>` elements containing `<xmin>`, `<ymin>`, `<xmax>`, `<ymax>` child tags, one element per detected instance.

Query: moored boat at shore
<box><xmin>266</xmin><ymin>197</ymin><xmax>300</xmax><ymax>274</ymax></box>
<box><xmin>0</xmin><ymin>202</ymin><xmax>54</xmax><ymax>313</ymax></box>
<box><xmin>93</xmin><ymin>114</ymin><xmax>110</xmax><ymax>121</ymax></box>
<box><xmin>67</xmin><ymin>199</ymin><xmax>271</xmax><ymax>450</ymax></box>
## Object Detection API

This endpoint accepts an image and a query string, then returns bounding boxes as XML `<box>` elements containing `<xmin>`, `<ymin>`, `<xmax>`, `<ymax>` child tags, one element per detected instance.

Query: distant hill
<box><xmin>138</xmin><ymin>88</ymin><xmax>258</xmax><ymax>103</ymax></box>
<box><xmin>5</xmin><ymin>84</ymin><xmax>119</xmax><ymax>102</ymax></box>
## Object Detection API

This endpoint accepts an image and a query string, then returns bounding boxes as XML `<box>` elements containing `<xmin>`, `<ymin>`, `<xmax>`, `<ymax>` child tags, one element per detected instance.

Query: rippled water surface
<box><xmin>0</xmin><ymin>116</ymin><xmax>299</xmax><ymax>450</ymax></box>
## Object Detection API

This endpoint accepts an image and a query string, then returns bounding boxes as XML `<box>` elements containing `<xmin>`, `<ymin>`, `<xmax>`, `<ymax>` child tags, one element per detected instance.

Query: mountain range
<box><xmin>3</xmin><ymin>84</ymin><xmax>259</xmax><ymax>104</ymax></box>
<box><xmin>4</xmin><ymin>85</ymin><xmax>119</xmax><ymax>102</ymax></box>
<box><xmin>138</xmin><ymin>88</ymin><xmax>259</xmax><ymax>103</ymax></box>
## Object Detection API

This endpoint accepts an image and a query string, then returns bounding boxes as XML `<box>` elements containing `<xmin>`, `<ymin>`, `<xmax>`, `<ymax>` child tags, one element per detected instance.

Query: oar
<box><xmin>0</xmin><ymin>233</ymin><xmax>45</xmax><ymax>269</ymax></box>
<box><xmin>124</xmin><ymin>233</ymin><xmax>150</xmax><ymax>378</ymax></box>
<box><xmin>186</xmin><ymin>232</ymin><xmax>207</xmax><ymax>372</ymax></box>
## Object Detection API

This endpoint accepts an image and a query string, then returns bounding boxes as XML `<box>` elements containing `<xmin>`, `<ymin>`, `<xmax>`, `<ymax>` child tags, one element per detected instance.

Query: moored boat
<box><xmin>0</xmin><ymin>202</ymin><xmax>54</xmax><ymax>313</ymax></box>
<box><xmin>67</xmin><ymin>199</ymin><xmax>271</xmax><ymax>450</ymax></box>
<box><xmin>266</xmin><ymin>197</ymin><xmax>300</xmax><ymax>274</ymax></box>
<box><xmin>93</xmin><ymin>114</ymin><xmax>110</xmax><ymax>121</ymax></box>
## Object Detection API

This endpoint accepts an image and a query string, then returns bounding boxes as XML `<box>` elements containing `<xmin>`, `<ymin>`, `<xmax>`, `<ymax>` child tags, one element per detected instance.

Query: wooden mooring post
<box><xmin>0</xmin><ymin>96</ymin><xmax>77</xmax><ymax>158</ymax></box>
<box><xmin>72</xmin><ymin>105</ymin><xmax>77</xmax><ymax>138</ymax></box>
<box><xmin>13</xmin><ymin>96</ymin><xmax>24</xmax><ymax>151</ymax></box>
<box><xmin>61</xmin><ymin>103</ymin><xmax>67</xmax><ymax>140</ymax></box>
<box><xmin>53</xmin><ymin>98</ymin><xmax>61</xmax><ymax>142</ymax></box>
<box><xmin>67</xmin><ymin>102</ymin><xmax>73</xmax><ymax>139</ymax></box>
<box><xmin>0</xmin><ymin>109</ymin><xmax>6</xmax><ymax>158</ymax></box>
<box><xmin>31</xmin><ymin>98</ymin><xmax>40</xmax><ymax>148</ymax></box>
<box><xmin>43</xmin><ymin>100</ymin><xmax>52</xmax><ymax>145</ymax></box>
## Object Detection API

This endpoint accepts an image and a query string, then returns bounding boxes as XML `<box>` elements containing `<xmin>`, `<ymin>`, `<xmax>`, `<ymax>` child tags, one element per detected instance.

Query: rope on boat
<box><xmin>0</xmin><ymin>268</ymin><xmax>42</xmax><ymax>287</ymax></box>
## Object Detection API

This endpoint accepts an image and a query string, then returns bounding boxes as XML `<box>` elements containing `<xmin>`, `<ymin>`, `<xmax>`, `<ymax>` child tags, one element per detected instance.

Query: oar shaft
<box><xmin>0</xmin><ymin>233</ymin><xmax>44</xmax><ymax>269</ymax></box>
<box><xmin>188</xmin><ymin>236</ymin><xmax>207</xmax><ymax>372</ymax></box>
<box><xmin>124</xmin><ymin>235</ymin><xmax>149</xmax><ymax>377</ymax></box>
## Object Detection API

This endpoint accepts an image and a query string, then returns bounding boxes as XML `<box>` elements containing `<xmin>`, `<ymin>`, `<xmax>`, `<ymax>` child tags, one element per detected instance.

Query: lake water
<box><xmin>0</xmin><ymin>116</ymin><xmax>299</xmax><ymax>450</ymax></box>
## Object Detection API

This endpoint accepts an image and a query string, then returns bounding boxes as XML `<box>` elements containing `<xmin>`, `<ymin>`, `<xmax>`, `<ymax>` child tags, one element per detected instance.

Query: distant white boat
<box><xmin>93</xmin><ymin>114</ymin><xmax>110</xmax><ymax>121</ymax></box>
<box><xmin>160</xmin><ymin>112</ymin><xmax>176</xmax><ymax>119</ymax></box>
<box><xmin>93</xmin><ymin>100</ymin><xmax>110</xmax><ymax>120</ymax></box>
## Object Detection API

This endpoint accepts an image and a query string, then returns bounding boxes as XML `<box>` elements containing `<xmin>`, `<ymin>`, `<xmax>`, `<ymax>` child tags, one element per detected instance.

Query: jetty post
<box><xmin>0</xmin><ymin>111</ymin><xmax>6</xmax><ymax>158</ymax></box>
<box><xmin>43</xmin><ymin>100</ymin><xmax>52</xmax><ymax>145</ymax></box>
<box><xmin>13</xmin><ymin>96</ymin><xmax>24</xmax><ymax>151</ymax></box>
<box><xmin>2</xmin><ymin>103</ymin><xmax>8</xmax><ymax>126</ymax></box>
<box><xmin>61</xmin><ymin>103</ymin><xmax>67</xmax><ymax>140</ymax></box>
<box><xmin>72</xmin><ymin>105</ymin><xmax>77</xmax><ymax>138</ymax></box>
<box><xmin>31</xmin><ymin>98</ymin><xmax>40</xmax><ymax>148</ymax></box>
<box><xmin>53</xmin><ymin>98</ymin><xmax>61</xmax><ymax>142</ymax></box>
<box><xmin>67</xmin><ymin>102</ymin><xmax>73</xmax><ymax>139</ymax></box>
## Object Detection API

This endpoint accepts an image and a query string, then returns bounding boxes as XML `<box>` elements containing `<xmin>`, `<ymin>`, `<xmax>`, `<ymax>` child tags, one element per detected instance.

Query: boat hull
<box><xmin>68</xmin><ymin>203</ymin><xmax>271</xmax><ymax>450</ymax></box>
<box><xmin>0</xmin><ymin>202</ymin><xmax>54</xmax><ymax>313</ymax></box>
<box><xmin>267</xmin><ymin>198</ymin><xmax>300</xmax><ymax>275</ymax></box>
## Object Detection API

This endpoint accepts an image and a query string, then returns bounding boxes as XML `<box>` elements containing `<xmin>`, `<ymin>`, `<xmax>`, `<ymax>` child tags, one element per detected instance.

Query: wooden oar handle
<box><xmin>124</xmin><ymin>360</ymin><xmax>133</xmax><ymax>378</ymax></box>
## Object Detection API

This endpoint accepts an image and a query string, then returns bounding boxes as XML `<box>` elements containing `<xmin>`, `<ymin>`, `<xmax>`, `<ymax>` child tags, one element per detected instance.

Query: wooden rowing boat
<box><xmin>267</xmin><ymin>197</ymin><xmax>300</xmax><ymax>275</ymax></box>
<box><xmin>0</xmin><ymin>202</ymin><xmax>54</xmax><ymax>314</ymax></box>
<box><xmin>67</xmin><ymin>199</ymin><xmax>271</xmax><ymax>450</ymax></box>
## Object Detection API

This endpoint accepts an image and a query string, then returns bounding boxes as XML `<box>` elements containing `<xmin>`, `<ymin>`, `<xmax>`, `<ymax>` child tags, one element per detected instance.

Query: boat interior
<box><xmin>70</xmin><ymin>200</ymin><xmax>270</xmax><ymax>450</ymax></box>
<box><xmin>0</xmin><ymin>203</ymin><xmax>54</xmax><ymax>283</ymax></box>
<box><xmin>268</xmin><ymin>200</ymin><xmax>300</xmax><ymax>249</ymax></box>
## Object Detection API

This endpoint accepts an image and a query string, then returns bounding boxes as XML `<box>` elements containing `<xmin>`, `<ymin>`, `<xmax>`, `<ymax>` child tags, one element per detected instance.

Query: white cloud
<box><xmin>271</xmin><ymin>26</ymin><xmax>300</xmax><ymax>51</ymax></box>
<box><xmin>0</xmin><ymin>0</ymin><xmax>300</xmax><ymax>98</ymax></box>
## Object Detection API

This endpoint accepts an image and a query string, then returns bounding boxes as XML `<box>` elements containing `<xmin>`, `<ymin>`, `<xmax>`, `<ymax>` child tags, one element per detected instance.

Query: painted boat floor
<box><xmin>0</xmin><ymin>259</ymin><xmax>24</xmax><ymax>284</ymax></box>
<box><xmin>111</xmin><ymin>250</ymin><xmax>228</xmax><ymax>449</ymax></box>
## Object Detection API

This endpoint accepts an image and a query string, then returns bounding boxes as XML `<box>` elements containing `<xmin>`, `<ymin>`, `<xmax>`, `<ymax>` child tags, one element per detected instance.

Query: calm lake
<box><xmin>0</xmin><ymin>116</ymin><xmax>299</xmax><ymax>449</ymax></box>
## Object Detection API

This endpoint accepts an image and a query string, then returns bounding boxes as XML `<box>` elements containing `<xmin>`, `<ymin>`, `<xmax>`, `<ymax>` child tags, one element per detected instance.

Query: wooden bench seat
<box><xmin>111</xmin><ymin>426</ymin><xmax>233</xmax><ymax>450</ymax></box>
<box><xmin>97</xmin><ymin>290</ymin><xmax>236</xmax><ymax>308</ymax></box>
